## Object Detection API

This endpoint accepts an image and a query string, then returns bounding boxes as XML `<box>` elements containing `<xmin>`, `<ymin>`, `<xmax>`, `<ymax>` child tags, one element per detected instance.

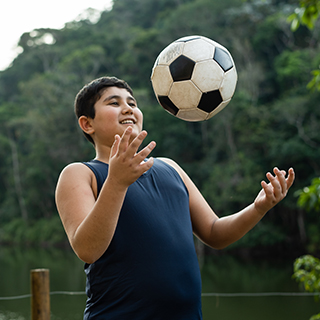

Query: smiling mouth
<box><xmin>120</xmin><ymin>120</ymin><xmax>135</xmax><ymax>124</ymax></box>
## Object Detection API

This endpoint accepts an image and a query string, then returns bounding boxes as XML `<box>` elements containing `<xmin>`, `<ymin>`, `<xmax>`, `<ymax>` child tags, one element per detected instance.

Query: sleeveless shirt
<box><xmin>82</xmin><ymin>158</ymin><xmax>202</xmax><ymax>319</ymax></box>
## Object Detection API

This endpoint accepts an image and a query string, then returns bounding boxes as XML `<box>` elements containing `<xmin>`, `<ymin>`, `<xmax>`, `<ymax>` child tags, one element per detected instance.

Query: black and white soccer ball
<box><xmin>151</xmin><ymin>35</ymin><xmax>237</xmax><ymax>121</ymax></box>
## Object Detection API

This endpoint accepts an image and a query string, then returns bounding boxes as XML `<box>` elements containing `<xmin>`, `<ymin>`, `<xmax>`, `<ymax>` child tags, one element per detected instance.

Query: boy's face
<box><xmin>91</xmin><ymin>86</ymin><xmax>143</xmax><ymax>147</ymax></box>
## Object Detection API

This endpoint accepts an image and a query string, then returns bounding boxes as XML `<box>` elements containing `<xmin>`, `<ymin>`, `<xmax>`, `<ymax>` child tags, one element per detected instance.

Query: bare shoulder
<box><xmin>58</xmin><ymin>162</ymin><xmax>92</xmax><ymax>177</ymax></box>
<box><xmin>56</xmin><ymin>162</ymin><xmax>98</xmax><ymax>201</ymax></box>
<box><xmin>55</xmin><ymin>162</ymin><xmax>98</xmax><ymax>242</ymax></box>
<box><xmin>57</xmin><ymin>162</ymin><xmax>93</xmax><ymax>186</ymax></box>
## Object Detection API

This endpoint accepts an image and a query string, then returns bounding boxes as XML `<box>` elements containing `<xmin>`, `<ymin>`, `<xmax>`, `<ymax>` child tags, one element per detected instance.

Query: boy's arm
<box><xmin>55</xmin><ymin>128</ymin><xmax>156</xmax><ymax>264</ymax></box>
<box><xmin>161</xmin><ymin>158</ymin><xmax>295</xmax><ymax>249</ymax></box>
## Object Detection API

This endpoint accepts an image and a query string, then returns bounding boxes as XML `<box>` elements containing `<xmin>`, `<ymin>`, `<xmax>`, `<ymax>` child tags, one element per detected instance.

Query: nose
<box><xmin>122</xmin><ymin>103</ymin><xmax>134</xmax><ymax>114</ymax></box>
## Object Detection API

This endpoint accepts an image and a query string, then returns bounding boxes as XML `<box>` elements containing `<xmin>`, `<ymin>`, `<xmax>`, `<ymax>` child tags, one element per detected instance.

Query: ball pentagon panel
<box><xmin>207</xmin><ymin>99</ymin><xmax>231</xmax><ymax>120</ymax></box>
<box><xmin>158</xmin><ymin>96</ymin><xmax>179</xmax><ymax>116</ymax></box>
<box><xmin>169</xmin><ymin>80</ymin><xmax>202</xmax><ymax>110</ymax></box>
<box><xmin>197</xmin><ymin>90</ymin><xmax>223</xmax><ymax>113</ymax></box>
<box><xmin>169</xmin><ymin>55</ymin><xmax>195</xmax><ymax>82</ymax></box>
<box><xmin>192</xmin><ymin>60</ymin><xmax>224</xmax><ymax>92</ymax></box>
<box><xmin>213</xmin><ymin>47</ymin><xmax>234</xmax><ymax>72</ymax></box>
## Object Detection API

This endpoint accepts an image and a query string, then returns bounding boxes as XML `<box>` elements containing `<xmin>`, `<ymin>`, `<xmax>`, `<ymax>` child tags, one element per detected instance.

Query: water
<box><xmin>0</xmin><ymin>246</ymin><xmax>318</xmax><ymax>320</ymax></box>
<box><xmin>200</xmin><ymin>254</ymin><xmax>319</xmax><ymax>319</ymax></box>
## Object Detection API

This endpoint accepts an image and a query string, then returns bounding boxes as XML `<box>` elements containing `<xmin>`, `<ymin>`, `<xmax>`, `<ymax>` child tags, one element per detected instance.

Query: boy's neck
<box><xmin>94</xmin><ymin>146</ymin><xmax>111</xmax><ymax>164</ymax></box>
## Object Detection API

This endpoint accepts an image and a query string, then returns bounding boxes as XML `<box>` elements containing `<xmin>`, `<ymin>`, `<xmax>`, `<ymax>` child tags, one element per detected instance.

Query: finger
<box><xmin>126</xmin><ymin>130</ymin><xmax>148</xmax><ymax>155</ymax></box>
<box><xmin>118</xmin><ymin>126</ymin><xmax>133</xmax><ymax>153</ymax></box>
<box><xmin>266</xmin><ymin>171</ymin><xmax>282</xmax><ymax>197</ymax></box>
<box><xmin>139</xmin><ymin>156</ymin><xmax>155</xmax><ymax>173</ymax></box>
<box><xmin>273</xmin><ymin>167</ymin><xmax>287</xmax><ymax>193</ymax></box>
<box><xmin>286</xmin><ymin>168</ymin><xmax>295</xmax><ymax>189</ymax></box>
<box><xmin>135</xmin><ymin>141</ymin><xmax>156</xmax><ymax>162</ymax></box>
<box><xmin>261</xmin><ymin>180</ymin><xmax>274</xmax><ymax>198</ymax></box>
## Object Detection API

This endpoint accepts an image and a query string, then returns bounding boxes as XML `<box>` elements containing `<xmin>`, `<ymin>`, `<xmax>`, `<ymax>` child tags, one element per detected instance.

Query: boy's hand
<box><xmin>108</xmin><ymin>127</ymin><xmax>156</xmax><ymax>189</ymax></box>
<box><xmin>254</xmin><ymin>167</ymin><xmax>295</xmax><ymax>216</ymax></box>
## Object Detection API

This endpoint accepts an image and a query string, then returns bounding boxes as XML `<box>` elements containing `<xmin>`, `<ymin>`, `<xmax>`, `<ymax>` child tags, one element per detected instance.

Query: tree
<box><xmin>293</xmin><ymin>178</ymin><xmax>320</xmax><ymax>320</ymax></box>
<box><xmin>0</xmin><ymin>0</ymin><xmax>318</xmax><ymax>250</ymax></box>
<box><xmin>288</xmin><ymin>0</ymin><xmax>320</xmax><ymax>90</ymax></box>
<box><xmin>288</xmin><ymin>0</ymin><xmax>320</xmax><ymax>31</ymax></box>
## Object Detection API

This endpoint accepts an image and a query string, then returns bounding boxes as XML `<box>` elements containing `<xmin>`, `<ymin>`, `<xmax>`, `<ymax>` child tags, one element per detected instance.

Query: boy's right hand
<box><xmin>108</xmin><ymin>126</ymin><xmax>156</xmax><ymax>189</ymax></box>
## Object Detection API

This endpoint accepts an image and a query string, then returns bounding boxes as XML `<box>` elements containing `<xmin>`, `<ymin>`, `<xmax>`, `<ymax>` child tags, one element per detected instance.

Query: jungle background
<box><xmin>0</xmin><ymin>0</ymin><xmax>319</xmax><ymax>259</ymax></box>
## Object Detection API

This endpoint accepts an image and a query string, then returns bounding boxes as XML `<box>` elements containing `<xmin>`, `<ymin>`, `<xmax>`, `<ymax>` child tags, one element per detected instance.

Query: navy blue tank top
<box><xmin>82</xmin><ymin>158</ymin><xmax>202</xmax><ymax>319</ymax></box>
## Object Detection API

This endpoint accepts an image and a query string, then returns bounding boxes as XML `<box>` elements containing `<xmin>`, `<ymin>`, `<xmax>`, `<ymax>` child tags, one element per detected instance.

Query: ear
<box><xmin>78</xmin><ymin>116</ymin><xmax>95</xmax><ymax>135</ymax></box>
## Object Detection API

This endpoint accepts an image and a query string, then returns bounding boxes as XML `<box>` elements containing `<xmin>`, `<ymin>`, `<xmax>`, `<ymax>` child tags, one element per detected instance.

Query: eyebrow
<box><xmin>103</xmin><ymin>94</ymin><xmax>136</xmax><ymax>103</ymax></box>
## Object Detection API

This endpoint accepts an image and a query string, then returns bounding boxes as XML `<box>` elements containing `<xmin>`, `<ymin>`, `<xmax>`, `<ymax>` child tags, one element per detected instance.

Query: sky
<box><xmin>0</xmin><ymin>0</ymin><xmax>113</xmax><ymax>71</ymax></box>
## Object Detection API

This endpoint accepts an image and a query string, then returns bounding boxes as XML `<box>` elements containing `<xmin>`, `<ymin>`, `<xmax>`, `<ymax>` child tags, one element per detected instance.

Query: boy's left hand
<box><xmin>254</xmin><ymin>167</ymin><xmax>295</xmax><ymax>215</ymax></box>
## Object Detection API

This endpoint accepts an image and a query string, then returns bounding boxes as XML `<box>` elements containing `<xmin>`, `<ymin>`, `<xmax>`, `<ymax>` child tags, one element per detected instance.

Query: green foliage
<box><xmin>296</xmin><ymin>177</ymin><xmax>320</xmax><ymax>212</ymax></box>
<box><xmin>293</xmin><ymin>255</ymin><xmax>320</xmax><ymax>292</ymax></box>
<box><xmin>0</xmin><ymin>0</ymin><xmax>319</xmax><ymax>252</ymax></box>
<box><xmin>295</xmin><ymin>178</ymin><xmax>320</xmax><ymax>253</ymax></box>
<box><xmin>293</xmin><ymin>255</ymin><xmax>320</xmax><ymax>320</ymax></box>
<box><xmin>227</xmin><ymin>222</ymin><xmax>287</xmax><ymax>249</ymax></box>
<box><xmin>308</xmin><ymin>68</ymin><xmax>320</xmax><ymax>91</ymax></box>
<box><xmin>288</xmin><ymin>0</ymin><xmax>320</xmax><ymax>31</ymax></box>
<box><xmin>288</xmin><ymin>0</ymin><xmax>320</xmax><ymax>92</ymax></box>
<box><xmin>274</xmin><ymin>50</ymin><xmax>314</xmax><ymax>92</ymax></box>
<box><xmin>0</xmin><ymin>217</ymin><xmax>67</xmax><ymax>246</ymax></box>
<box><xmin>293</xmin><ymin>174</ymin><xmax>320</xmax><ymax>320</ymax></box>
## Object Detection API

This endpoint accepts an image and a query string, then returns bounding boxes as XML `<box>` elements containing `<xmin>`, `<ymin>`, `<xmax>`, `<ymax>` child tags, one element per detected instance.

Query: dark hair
<box><xmin>74</xmin><ymin>76</ymin><xmax>134</xmax><ymax>145</ymax></box>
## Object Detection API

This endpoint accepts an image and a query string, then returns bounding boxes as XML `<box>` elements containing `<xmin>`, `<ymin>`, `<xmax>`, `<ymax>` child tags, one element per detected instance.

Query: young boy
<box><xmin>55</xmin><ymin>76</ymin><xmax>295</xmax><ymax>319</ymax></box>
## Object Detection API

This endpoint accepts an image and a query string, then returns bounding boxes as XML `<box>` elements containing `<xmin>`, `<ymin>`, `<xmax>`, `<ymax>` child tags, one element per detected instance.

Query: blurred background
<box><xmin>0</xmin><ymin>0</ymin><xmax>319</xmax><ymax>319</ymax></box>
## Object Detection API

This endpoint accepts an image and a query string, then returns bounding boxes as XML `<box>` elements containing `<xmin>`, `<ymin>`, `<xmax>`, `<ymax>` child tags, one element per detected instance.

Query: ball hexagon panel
<box><xmin>192</xmin><ymin>60</ymin><xmax>224</xmax><ymax>92</ymax></box>
<box><xmin>176</xmin><ymin>35</ymin><xmax>201</xmax><ymax>43</ymax></box>
<box><xmin>182</xmin><ymin>38</ymin><xmax>214</xmax><ymax>62</ymax></box>
<box><xmin>220</xmin><ymin>67</ymin><xmax>237</xmax><ymax>100</ymax></box>
<box><xmin>151</xmin><ymin>65</ymin><xmax>173</xmax><ymax>96</ymax></box>
<box><xmin>205</xmin><ymin>38</ymin><xmax>226</xmax><ymax>52</ymax></box>
<box><xmin>169</xmin><ymin>55</ymin><xmax>195</xmax><ymax>81</ymax></box>
<box><xmin>177</xmin><ymin>108</ymin><xmax>208</xmax><ymax>122</ymax></box>
<box><xmin>169</xmin><ymin>80</ymin><xmax>202</xmax><ymax>110</ymax></box>
<box><xmin>157</xmin><ymin>42</ymin><xmax>184</xmax><ymax>65</ymax></box>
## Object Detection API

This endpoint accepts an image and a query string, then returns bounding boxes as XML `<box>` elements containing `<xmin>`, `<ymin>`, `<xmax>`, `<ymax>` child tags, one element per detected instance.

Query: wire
<box><xmin>0</xmin><ymin>294</ymin><xmax>31</xmax><ymax>301</ymax></box>
<box><xmin>201</xmin><ymin>292</ymin><xmax>319</xmax><ymax>297</ymax></box>
<box><xmin>50</xmin><ymin>291</ymin><xmax>86</xmax><ymax>296</ymax></box>
<box><xmin>0</xmin><ymin>291</ymin><xmax>318</xmax><ymax>301</ymax></box>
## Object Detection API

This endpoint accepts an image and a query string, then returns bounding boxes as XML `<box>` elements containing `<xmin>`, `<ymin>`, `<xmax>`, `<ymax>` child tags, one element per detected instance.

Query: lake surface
<box><xmin>0</xmin><ymin>246</ymin><xmax>318</xmax><ymax>320</ymax></box>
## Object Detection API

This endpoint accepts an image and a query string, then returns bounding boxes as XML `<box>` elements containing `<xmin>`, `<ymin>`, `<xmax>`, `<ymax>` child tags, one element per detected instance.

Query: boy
<box><xmin>55</xmin><ymin>76</ymin><xmax>295</xmax><ymax>319</ymax></box>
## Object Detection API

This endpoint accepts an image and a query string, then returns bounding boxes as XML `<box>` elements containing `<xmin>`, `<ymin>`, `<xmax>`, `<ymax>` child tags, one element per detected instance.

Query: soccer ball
<box><xmin>150</xmin><ymin>35</ymin><xmax>237</xmax><ymax>121</ymax></box>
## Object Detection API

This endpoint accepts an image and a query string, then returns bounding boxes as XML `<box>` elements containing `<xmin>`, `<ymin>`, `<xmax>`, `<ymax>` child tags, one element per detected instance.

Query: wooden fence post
<box><xmin>31</xmin><ymin>269</ymin><xmax>50</xmax><ymax>320</ymax></box>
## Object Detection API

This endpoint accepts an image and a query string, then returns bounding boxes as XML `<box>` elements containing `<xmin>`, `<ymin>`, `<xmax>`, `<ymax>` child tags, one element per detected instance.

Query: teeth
<box><xmin>121</xmin><ymin>120</ymin><xmax>134</xmax><ymax>124</ymax></box>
